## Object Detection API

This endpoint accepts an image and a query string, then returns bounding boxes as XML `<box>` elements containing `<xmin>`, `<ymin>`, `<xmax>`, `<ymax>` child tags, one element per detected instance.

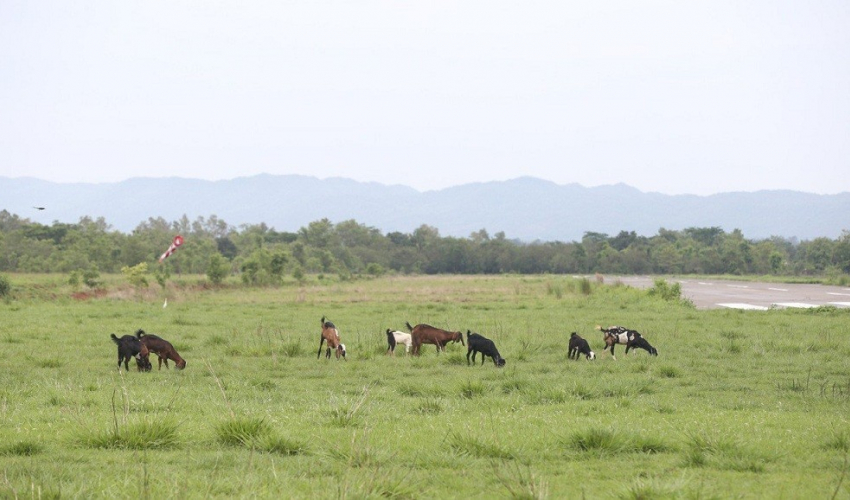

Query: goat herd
<box><xmin>110</xmin><ymin>318</ymin><xmax>658</xmax><ymax>372</ymax></box>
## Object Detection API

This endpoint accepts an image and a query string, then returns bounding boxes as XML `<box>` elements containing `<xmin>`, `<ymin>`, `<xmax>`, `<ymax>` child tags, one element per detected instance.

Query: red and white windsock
<box><xmin>158</xmin><ymin>235</ymin><xmax>184</xmax><ymax>263</ymax></box>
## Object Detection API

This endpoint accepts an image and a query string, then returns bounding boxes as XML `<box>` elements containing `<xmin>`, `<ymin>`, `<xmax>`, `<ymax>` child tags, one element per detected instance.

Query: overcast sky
<box><xmin>1</xmin><ymin>1</ymin><xmax>848</xmax><ymax>195</ymax></box>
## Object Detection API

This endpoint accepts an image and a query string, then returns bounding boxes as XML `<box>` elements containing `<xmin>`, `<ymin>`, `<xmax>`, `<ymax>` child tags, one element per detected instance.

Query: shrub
<box><xmin>207</xmin><ymin>253</ymin><xmax>230</xmax><ymax>285</ymax></box>
<box><xmin>647</xmin><ymin>279</ymin><xmax>682</xmax><ymax>301</ymax></box>
<box><xmin>82</xmin><ymin>266</ymin><xmax>100</xmax><ymax>289</ymax></box>
<box><xmin>121</xmin><ymin>262</ymin><xmax>149</xmax><ymax>288</ymax></box>
<box><xmin>0</xmin><ymin>274</ymin><xmax>11</xmax><ymax>298</ymax></box>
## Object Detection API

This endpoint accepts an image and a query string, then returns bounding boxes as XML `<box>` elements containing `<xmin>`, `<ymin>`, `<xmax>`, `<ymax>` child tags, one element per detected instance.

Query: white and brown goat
<box><xmin>318</xmin><ymin>316</ymin><xmax>346</xmax><ymax>360</ymax></box>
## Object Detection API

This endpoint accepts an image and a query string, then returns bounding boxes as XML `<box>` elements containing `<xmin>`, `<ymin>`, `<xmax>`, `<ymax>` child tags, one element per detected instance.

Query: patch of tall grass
<box><xmin>565</xmin><ymin>428</ymin><xmax>673</xmax><ymax>456</ymax></box>
<box><xmin>447</xmin><ymin>432</ymin><xmax>517</xmax><ymax>460</ymax></box>
<box><xmin>77</xmin><ymin>418</ymin><xmax>180</xmax><ymax>450</ymax></box>
<box><xmin>215</xmin><ymin>417</ymin><xmax>271</xmax><ymax>447</ymax></box>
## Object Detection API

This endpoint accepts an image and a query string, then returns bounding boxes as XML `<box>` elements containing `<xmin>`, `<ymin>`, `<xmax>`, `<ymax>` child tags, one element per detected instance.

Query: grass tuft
<box><xmin>824</xmin><ymin>430</ymin><xmax>850</xmax><ymax>452</ymax></box>
<box><xmin>256</xmin><ymin>434</ymin><xmax>308</xmax><ymax>455</ymax></box>
<box><xmin>459</xmin><ymin>379</ymin><xmax>487</xmax><ymax>399</ymax></box>
<box><xmin>413</xmin><ymin>397</ymin><xmax>445</xmax><ymax>415</ymax></box>
<box><xmin>566</xmin><ymin>428</ymin><xmax>672</xmax><ymax>456</ymax></box>
<box><xmin>567</xmin><ymin>428</ymin><xmax>627</xmax><ymax>454</ymax></box>
<box><xmin>657</xmin><ymin>365</ymin><xmax>681</xmax><ymax>378</ymax></box>
<box><xmin>281</xmin><ymin>341</ymin><xmax>303</xmax><ymax>357</ymax></box>
<box><xmin>216</xmin><ymin>417</ymin><xmax>271</xmax><ymax>447</ymax></box>
<box><xmin>78</xmin><ymin>419</ymin><xmax>179</xmax><ymax>450</ymax></box>
<box><xmin>493</xmin><ymin>461</ymin><xmax>549</xmax><ymax>500</ymax></box>
<box><xmin>448</xmin><ymin>432</ymin><xmax>516</xmax><ymax>460</ymax></box>
<box><xmin>1</xmin><ymin>440</ymin><xmax>44</xmax><ymax>456</ymax></box>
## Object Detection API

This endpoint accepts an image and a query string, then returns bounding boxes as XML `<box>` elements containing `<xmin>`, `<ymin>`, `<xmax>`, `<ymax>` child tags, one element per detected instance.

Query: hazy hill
<box><xmin>2</xmin><ymin>175</ymin><xmax>848</xmax><ymax>241</ymax></box>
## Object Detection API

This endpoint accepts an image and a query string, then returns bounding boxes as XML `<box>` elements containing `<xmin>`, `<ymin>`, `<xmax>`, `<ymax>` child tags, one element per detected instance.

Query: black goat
<box><xmin>568</xmin><ymin>332</ymin><xmax>596</xmax><ymax>360</ymax></box>
<box><xmin>465</xmin><ymin>331</ymin><xmax>506</xmax><ymax>367</ymax></box>
<box><xmin>110</xmin><ymin>333</ymin><xmax>151</xmax><ymax>371</ymax></box>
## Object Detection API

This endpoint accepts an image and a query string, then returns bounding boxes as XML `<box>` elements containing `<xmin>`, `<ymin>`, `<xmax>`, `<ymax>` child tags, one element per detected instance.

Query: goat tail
<box><xmin>405</xmin><ymin>322</ymin><xmax>413</xmax><ymax>331</ymax></box>
<box><xmin>321</xmin><ymin>316</ymin><xmax>326</xmax><ymax>325</ymax></box>
<box><xmin>110</xmin><ymin>333</ymin><xmax>119</xmax><ymax>344</ymax></box>
<box><xmin>135</xmin><ymin>328</ymin><xmax>145</xmax><ymax>338</ymax></box>
<box><xmin>594</xmin><ymin>325</ymin><xmax>603</xmax><ymax>331</ymax></box>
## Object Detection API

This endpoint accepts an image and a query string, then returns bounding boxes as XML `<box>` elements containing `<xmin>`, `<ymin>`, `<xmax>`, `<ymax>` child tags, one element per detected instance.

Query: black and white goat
<box><xmin>596</xmin><ymin>325</ymin><xmax>658</xmax><ymax>360</ymax></box>
<box><xmin>465</xmin><ymin>331</ymin><xmax>506</xmax><ymax>367</ymax></box>
<box><xmin>568</xmin><ymin>332</ymin><xmax>595</xmax><ymax>360</ymax></box>
<box><xmin>386</xmin><ymin>329</ymin><xmax>413</xmax><ymax>356</ymax></box>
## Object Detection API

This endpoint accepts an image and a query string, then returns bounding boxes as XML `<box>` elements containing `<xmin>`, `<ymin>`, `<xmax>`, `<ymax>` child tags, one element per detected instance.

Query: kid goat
<box><xmin>318</xmin><ymin>316</ymin><xmax>346</xmax><ymax>360</ymax></box>
<box><xmin>596</xmin><ymin>325</ymin><xmax>658</xmax><ymax>360</ymax></box>
<box><xmin>568</xmin><ymin>332</ymin><xmax>595</xmax><ymax>360</ymax></box>
<box><xmin>386</xmin><ymin>329</ymin><xmax>413</xmax><ymax>356</ymax></box>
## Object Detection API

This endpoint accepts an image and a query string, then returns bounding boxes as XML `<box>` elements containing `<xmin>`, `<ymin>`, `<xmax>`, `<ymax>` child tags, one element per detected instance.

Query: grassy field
<box><xmin>1</xmin><ymin>274</ymin><xmax>849</xmax><ymax>499</ymax></box>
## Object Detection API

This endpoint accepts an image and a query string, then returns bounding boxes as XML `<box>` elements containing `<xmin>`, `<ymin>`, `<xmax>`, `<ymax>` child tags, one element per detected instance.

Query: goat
<box><xmin>110</xmin><ymin>333</ymin><xmax>151</xmax><ymax>371</ymax></box>
<box><xmin>568</xmin><ymin>332</ymin><xmax>595</xmax><ymax>360</ymax></box>
<box><xmin>596</xmin><ymin>325</ymin><xmax>658</xmax><ymax>360</ymax></box>
<box><xmin>135</xmin><ymin>329</ymin><xmax>186</xmax><ymax>370</ymax></box>
<box><xmin>386</xmin><ymin>329</ymin><xmax>413</xmax><ymax>356</ymax></box>
<box><xmin>406</xmin><ymin>322</ymin><xmax>465</xmax><ymax>356</ymax></box>
<box><xmin>466</xmin><ymin>331</ymin><xmax>506</xmax><ymax>367</ymax></box>
<box><xmin>318</xmin><ymin>316</ymin><xmax>346</xmax><ymax>360</ymax></box>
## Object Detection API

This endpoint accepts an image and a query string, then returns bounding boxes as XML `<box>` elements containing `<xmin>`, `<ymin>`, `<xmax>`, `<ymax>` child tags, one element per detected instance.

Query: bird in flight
<box><xmin>33</xmin><ymin>207</ymin><xmax>45</xmax><ymax>210</ymax></box>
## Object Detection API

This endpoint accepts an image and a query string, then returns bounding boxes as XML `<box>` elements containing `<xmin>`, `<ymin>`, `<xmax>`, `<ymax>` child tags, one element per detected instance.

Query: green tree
<box><xmin>207</xmin><ymin>254</ymin><xmax>231</xmax><ymax>285</ymax></box>
<box><xmin>121</xmin><ymin>263</ymin><xmax>149</xmax><ymax>289</ymax></box>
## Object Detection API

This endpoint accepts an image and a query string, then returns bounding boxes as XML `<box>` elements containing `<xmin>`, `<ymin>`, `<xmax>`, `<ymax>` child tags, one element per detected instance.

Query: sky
<box><xmin>1</xmin><ymin>1</ymin><xmax>848</xmax><ymax>196</ymax></box>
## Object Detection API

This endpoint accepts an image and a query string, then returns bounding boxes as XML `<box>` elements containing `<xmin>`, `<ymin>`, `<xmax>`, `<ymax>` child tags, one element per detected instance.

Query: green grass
<box><xmin>1</xmin><ymin>273</ymin><xmax>849</xmax><ymax>498</ymax></box>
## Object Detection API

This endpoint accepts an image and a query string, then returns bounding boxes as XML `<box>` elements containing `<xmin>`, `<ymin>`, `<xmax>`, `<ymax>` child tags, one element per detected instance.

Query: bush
<box><xmin>82</xmin><ymin>266</ymin><xmax>100</xmax><ymax>289</ymax></box>
<box><xmin>207</xmin><ymin>254</ymin><xmax>230</xmax><ymax>285</ymax></box>
<box><xmin>648</xmin><ymin>279</ymin><xmax>682</xmax><ymax>301</ymax></box>
<box><xmin>68</xmin><ymin>270</ymin><xmax>81</xmax><ymax>289</ymax></box>
<box><xmin>0</xmin><ymin>274</ymin><xmax>11</xmax><ymax>298</ymax></box>
<box><xmin>366</xmin><ymin>262</ymin><xmax>385</xmax><ymax>276</ymax></box>
<box><xmin>121</xmin><ymin>262</ymin><xmax>149</xmax><ymax>288</ymax></box>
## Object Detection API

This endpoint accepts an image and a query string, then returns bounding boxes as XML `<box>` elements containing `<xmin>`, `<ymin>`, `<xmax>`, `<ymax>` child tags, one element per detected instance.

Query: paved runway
<box><xmin>602</xmin><ymin>276</ymin><xmax>850</xmax><ymax>310</ymax></box>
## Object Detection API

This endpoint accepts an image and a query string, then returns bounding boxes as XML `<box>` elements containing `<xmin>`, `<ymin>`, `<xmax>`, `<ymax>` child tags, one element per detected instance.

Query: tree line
<box><xmin>1</xmin><ymin>210</ymin><xmax>848</xmax><ymax>284</ymax></box>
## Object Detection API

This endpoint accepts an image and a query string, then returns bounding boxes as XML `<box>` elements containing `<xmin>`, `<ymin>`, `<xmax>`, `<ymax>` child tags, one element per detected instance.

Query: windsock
<box><xmin>158</xmin><ymin>235</ymin><xmax>184</xmax><ymax>263</ymax></box>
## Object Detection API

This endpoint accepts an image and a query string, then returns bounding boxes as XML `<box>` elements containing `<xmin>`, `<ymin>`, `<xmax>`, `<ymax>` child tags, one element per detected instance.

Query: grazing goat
<box><xmin>466</xmin><ymin>331</ymin><xmax>506</xmax><ymax>367</ymax></box>
<box><xmin>318</xmin><ymin>316</ymin><xmax>346</xmax><ymax>360</ymax></box>
<box><xmin>386</xmin><ymin>329</ymin><xmax>413</xmax><ymax>356</ymax></box>
<box><xmin>110</xmin><ymin>333</ymin><xmax>151</xmax><ymax>372</ymax></box>
<box><xmin>596</xmin><ymin>325</ymin><xmax>658</xmax><ymax>360</ymax></box>
<box><xmin>568</xmin><ymin>332</ymin><xmax>595</xmax><ymax>360</ymax></box>
<box><xmin>136</xmin><ymin>329</ymin><xmax>186</xmax><ymax>370</ymax></box>
<box><xmin>406</xmin><ymin>322</ymin><xmax>465</xmax><ymax>356</ymax></box>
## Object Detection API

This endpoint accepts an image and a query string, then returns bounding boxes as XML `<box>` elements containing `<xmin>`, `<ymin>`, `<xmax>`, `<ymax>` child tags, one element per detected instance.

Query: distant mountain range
<box><xmin>2</xmin><ymin>175</ymin><xmax>848</xmax><ymax>241</ymax></box>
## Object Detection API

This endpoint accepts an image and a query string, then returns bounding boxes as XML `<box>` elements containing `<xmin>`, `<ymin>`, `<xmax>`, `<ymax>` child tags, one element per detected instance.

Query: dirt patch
<box><xmin>71</xmin><ymin>289</ymin><xmax>107</xmax><ymax>301</ymax></box>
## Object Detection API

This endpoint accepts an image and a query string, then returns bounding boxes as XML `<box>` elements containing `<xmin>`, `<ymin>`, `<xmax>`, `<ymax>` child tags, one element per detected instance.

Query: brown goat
<box><xmin>406</xmin><ymin>322</ymin><xmax>465</xmax><ymax>356</ymax></box>
<box><xmin>318</xmin><ymin>316</ymin><xmax>346</xmax><ymax>360</ymax></box>
<box><xmin>135</xmin><ymin>329</ymin><xmax>187</xmax><ymax>370</ymax></box>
